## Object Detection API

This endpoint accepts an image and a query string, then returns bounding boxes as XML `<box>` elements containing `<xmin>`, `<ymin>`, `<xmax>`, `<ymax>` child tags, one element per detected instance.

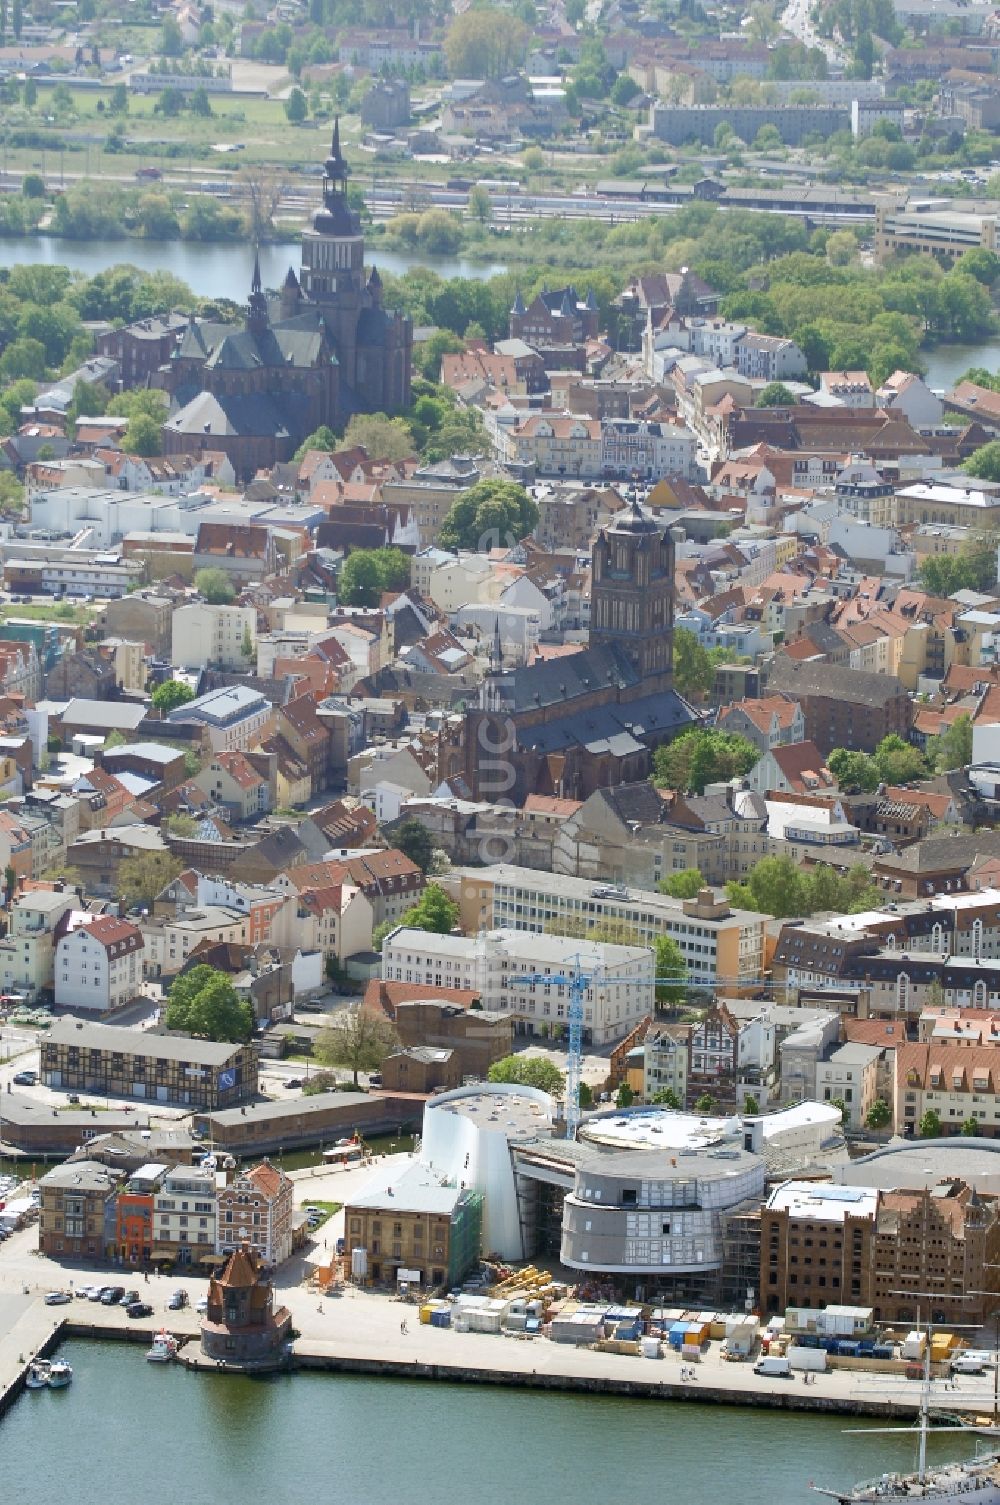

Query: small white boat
<box><xmin>47</xmin><ymin>1361</ymin><xmax>72</xmax><ymax>1389</ymax></box>
<box><xmin>25</xmin><ymin>1360</ymin><xmax>50</xmax><ymax>1390</ymax></box>
<box><xmin>146</xmin><ymin>1332</ymin><xmax>178</xmax><ymax>1362</ymax></box>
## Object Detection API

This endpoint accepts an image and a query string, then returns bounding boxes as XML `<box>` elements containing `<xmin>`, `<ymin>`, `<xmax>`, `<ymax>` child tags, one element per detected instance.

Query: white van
<box><xmin>754</xmin><ymin>1356</ymin><xmax>792</xmax><ymax>1378</ymax></box>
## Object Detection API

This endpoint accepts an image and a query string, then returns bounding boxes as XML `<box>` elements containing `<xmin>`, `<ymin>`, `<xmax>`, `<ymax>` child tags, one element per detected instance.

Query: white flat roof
<box><xmin>580</xmin><ymin>1107</ymin><xmax>741</xmax><ymax>1151</ymax></box>
<box><xmin>767</xmin><ymin>1180</ymin><xmax>879</xmax><ymax>1221</ymax></box>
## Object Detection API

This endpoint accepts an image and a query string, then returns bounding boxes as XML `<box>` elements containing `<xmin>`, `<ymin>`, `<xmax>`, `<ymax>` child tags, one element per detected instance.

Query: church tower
<box><xmin>246</xmin><ymin>247</ymin><xmax>269</xmax><ymax>336</ymax></box>
<box><xmin>589</xmin><ymin>499</ymin><xmax>675</xmax><ymax>689</ymax></box>
<box><xmin>298</xmin><ymin>118</ymin><xmax>365</xmax><ymax>394</ymax></box>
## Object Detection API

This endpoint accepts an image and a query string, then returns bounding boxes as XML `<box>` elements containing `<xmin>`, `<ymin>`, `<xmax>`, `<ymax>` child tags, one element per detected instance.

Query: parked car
<box><xmin>126</xmin><ymin>1302</ymin><xmax>153</xmax><ymax>1319</ymax></box>
<box><xmin>85</xmin><ymin>1286</ymin><xmax>105</xmax><ymax>1301</ymax></box>
<box><xmin>99</xmin><ymin>1286</ymin><xmax>125</xmax><ymax>1305</ymax></box>
<box><xmin>196</xmin><ymin>1296</ymin><xmax>209</xmax><ymax>1313</ymax></box>
<box><xmin>44</xmin><ymin>1291</ymin><xmax>72</xmax><ymax>1305</ymax></box>
<box><xmin>12</xmin><ymin>1071</ymin><xmax>36</xmax><ymax>1086</ymax></box>
<box><xmin>285</xmin><ymin>1078</ymin><xmax>303</xmax><ymax>1089</ymax></box>
<box><xmin>122</xmin><ymin>1289</ymin><xmax>140</xmax><ymax>1306</ymax></box>
<box><xmin>167</xmin><ymin>1290</ymin><xmax>188</xmax><ymax>1310</ymax></box>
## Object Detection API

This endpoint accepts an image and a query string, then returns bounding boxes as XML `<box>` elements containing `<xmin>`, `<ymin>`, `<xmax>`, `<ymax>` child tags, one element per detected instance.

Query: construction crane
<box><xmin>518</xmin><ymin>956</ymin><xmax>693</xmax><ymax>1141</ymax></box>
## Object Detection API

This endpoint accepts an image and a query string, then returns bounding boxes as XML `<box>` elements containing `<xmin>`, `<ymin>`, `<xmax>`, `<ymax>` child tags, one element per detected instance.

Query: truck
<box><xmin>754</xmin><ymin>1356</ymin><xmax>792</xmax><ymax>1378</ymax></box>
<box><xmin>951</xmin><ymin>1352</ymin><xmax>994</xmax><ymax>1374</ymax></box>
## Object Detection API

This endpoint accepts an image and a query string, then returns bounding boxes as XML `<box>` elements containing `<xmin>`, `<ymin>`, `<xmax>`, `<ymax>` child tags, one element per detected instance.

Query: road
<box><xmin>781</xmin><ymin>0</ymin><xmax>848</xmax><ymax>67</ymax></box>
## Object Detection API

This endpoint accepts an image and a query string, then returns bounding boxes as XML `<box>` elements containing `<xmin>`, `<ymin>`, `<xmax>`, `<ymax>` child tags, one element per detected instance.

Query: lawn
<box><xmin>301</xmin><ymin>1199</ymin><xmax>340</xmax><ymax>1231</ymax></box>
<box><xmin>0</xmin><ymin>603</ymin><xmax>96</xmax><ymax>626</ymax></box>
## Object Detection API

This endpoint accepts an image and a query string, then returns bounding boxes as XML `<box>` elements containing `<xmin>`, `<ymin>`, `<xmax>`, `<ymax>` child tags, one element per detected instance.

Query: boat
<box><xmin>146</xmin><ymin>1332</ymin><xmax>179</xmax><ymax>1363</ymax></box>
<box><xmin>813</xmin><ymin>1329</ymin><xmax>1000</xmax><ymax>1505</ymax></box>
<box><xmin>25</xmin><ymin>1360</ymin><xmax>51</xmax><ymax>1390</ymax></box>
<box><xmin>47</xmin><ymin>1361</ymin><xmax>72</xmax><ymax>1389</ymax></box>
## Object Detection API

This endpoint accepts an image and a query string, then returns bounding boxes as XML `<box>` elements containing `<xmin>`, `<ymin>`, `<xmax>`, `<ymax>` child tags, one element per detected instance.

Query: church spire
<box><xmin>489</xmin><ymin>615</ymin><xmax>503</xmax><ymax>676</ymax></box>
<box><xmin>246</xmin><ymin>244</ymin><xmax>268</xmax><ymax>331</ymax></box>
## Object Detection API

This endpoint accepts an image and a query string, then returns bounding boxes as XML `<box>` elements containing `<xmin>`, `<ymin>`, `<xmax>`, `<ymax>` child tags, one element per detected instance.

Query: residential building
<box><xmin>41</xmin><ymin>1016</ymin><xmax>257</xmax><ymax>1108</ymax></box>
<box><xmin>641</xmin><ymin>1023</ymin><xmax>690</xmax><ymax>1104</ymax></box>
<box><xmin>894</xmin><ymin>1042</ymin><xmax>1000</xmax><ymax>1137</ymax></box>
<box><xmin>381</xmin><ymin>926</ymin><xmax>655</xmax><ymax>1046</ymax></box>
<box><xmin>192</xmin><ymin>752</ymin><xmax>272</xmax><ymax>823</ymax></box>
<box><xmin>764</xmin><ymin>658</ymin><xmax>913</xmax><ymax>755</ymax></box>
<box><xmin>815</xmin><ymin>1042</ymin><xmax>881</xmax><ymax>1129</ymax></box>
<box><xmin>38</xmin><ymin>1159</ymin><xmax>120</xmax><ymax>1260</ymax></box>
<box><xmin>54</xmin><ymin>914</ymin><xmax>145</xmax><ymax>1013</ymax></box>
<box><xmin>153</xmin><ymin>1164</ymin><xmax>218</xmax><ymax>1268</ymax></box>
<box><xmin>269</xmin><ymin>882</ymin><xmax>374</xmax><ymax>962</ymax></box>
<box><xmin>171</xmin><ymin>602</ymin><xmax>257</xmax><ymax>671</ymax></box>
<box><xmin>0</xmin><ymin>885</ymin><xmax>76</xmax><ymax>999</ymax></box>
<box><xmin>141</xmin><ymin>906</ymin><xmax>252</xmax><ymax>978</ymax></box>
<box><xmin>216</xmin><ymin>1160</ymin><xmax>294</xmax><ymax>1266</ymax></box>
<box><xmin>115</xmin><ymin>1163</ymin><xmax>165</xmax><ymax>1266</ymax></box>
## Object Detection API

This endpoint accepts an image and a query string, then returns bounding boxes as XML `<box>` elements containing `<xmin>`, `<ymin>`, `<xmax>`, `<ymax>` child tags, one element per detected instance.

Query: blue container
<box><xmin>872</xmin><ymin>1345</ymin><xmax>894</xmax><ymax>1360</ymax></box>
<box><xmin>838</xmin><ymin>1341</ymin><xmax>860</xmax><ymax>1356</ymax></box>
<box><xmin>431</xmin><ymin>1309</ymin><xmax>451</xmax><ymax>1328</ymax></box>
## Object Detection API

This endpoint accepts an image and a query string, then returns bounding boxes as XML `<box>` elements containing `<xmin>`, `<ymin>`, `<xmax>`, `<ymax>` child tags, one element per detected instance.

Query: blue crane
<box><xmin>517</xmin><ymin>956</ymin><xmax>692</xmax><ymax>1140</ymax></box>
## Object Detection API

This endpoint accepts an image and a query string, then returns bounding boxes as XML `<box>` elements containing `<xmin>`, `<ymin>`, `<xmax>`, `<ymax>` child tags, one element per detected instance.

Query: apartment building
<box><xmin>381</xmin><ymin>927</ymin><xmax>654</xmax><ymax>1045</ymax></box>
<box><xmin>0</xmin><ymin>885</ymin><xmax>76</xmax><ymax>1000</ymax></box>
<box><xmin>153</xmin><ymin>1164</ymin><xmax>218</xmax><ymax>1267</ymax></box>
<box><xmin>449</xmin><ymin>864</ymin><xmax>765</xmax><ymax>990</ymax></box>
<box><xmin>815</xmin><ymin>1043</ymin><xmax>881</xmax><ymax>1130</ymax></box>
<box><xmin>38</xmin><ymin>1159</ymin><xmax>120</xmax><ymax>1260</ymax></box>
<box><xmin>216</xmin><ymin>1160</ymin><xmax>294</xmax><ymax>1266</ymax></box>
<box><xmin>54</xmin><ymin>914</ymin><xmax>144</xmax><ymax>1013</ymax></box>
<box><xmin>171</xmin><ymin>602</ymin><xmax>257</xmax><ymax>671</ymax></box>
<box><xmin>141</xmin><ymin>905</ymin><xmax>251</xmax><ymax>978</ymax></box>
<box><xmin>894</xmin><ymin>1042</ymin><xmax>1000</xmax><ymax>1136</ymax></box>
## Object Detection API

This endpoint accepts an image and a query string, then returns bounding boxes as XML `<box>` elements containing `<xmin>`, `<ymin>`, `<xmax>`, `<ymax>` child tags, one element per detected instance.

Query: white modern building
<box><xmin>153</xmin><ymin>1164</ymin><xmax>218</xmax><ymax>1267</ymax></box>
<box><xmin>381</xmin><ymin>926</ymin><xmax>655</xmax><ymax>1045</ymax></box>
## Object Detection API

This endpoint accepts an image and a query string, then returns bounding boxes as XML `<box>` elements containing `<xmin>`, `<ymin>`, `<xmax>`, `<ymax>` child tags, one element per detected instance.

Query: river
<box><xmin>0</xmin><ymin>1339</ymin><xmax>978</xmax><ymax>1505</ymax></box>
<box><xmin>0</xmin><ymin>235</ymin><xmax>508</xmax><ymax>294</ymax></box>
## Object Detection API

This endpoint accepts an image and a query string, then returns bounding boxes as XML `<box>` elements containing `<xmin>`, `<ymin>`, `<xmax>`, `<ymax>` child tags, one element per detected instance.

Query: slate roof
<box><xmin>164</xmin><ymin>391</ymin><xmax>290</xmax><ymax>441</ymax></box>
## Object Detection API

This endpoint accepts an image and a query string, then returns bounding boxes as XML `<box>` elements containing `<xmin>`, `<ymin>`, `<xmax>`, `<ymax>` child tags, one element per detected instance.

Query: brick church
<box><xmin>161</xmin><ymin>122</ymin><xmax>412</xmax><ymax>480</ymax></box>
<box><xmin>441</xmin><ymin>500</ymin><xmax>696</xmax><ymax>802</ymax></box>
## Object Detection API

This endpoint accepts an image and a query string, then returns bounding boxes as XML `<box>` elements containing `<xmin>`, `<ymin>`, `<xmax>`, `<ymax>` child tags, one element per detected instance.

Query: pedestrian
<box><xmin>317</xmin><ymin>1302</ymin><xmax>324</xmax><ymax>1313</ymax></box>
<box><xmin>400</xmin><ymin>1319</ymin><xmax>408</xmax><ymax>1335</ymax></box>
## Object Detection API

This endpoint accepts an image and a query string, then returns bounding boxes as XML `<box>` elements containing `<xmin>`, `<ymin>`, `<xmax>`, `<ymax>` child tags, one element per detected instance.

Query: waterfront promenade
<box><xmin>0</xmin><ymin>1157</ymin><xmax>997</xmax><ymax>1420</ymax></box>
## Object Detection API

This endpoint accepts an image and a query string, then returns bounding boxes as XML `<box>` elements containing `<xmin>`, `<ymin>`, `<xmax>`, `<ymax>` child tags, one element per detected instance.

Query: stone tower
<box><xmin>589</xmin><ymin>499</ymin><xmax>675</xmax><ymax>689</ymax></box>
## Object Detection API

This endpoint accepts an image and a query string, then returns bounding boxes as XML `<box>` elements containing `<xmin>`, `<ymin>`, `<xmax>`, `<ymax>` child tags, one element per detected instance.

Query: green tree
<box><xmin>651</xmin><ymin>1087</ymin><xmax>682</xmax><ymax>1108</ymax></box>
<box><xmin>338</xmin><ymin>546</ymin><xmax>410</xmax><ymax>607</ymax></box>
<box><xmin>673</xmin><ymin>626</ymin><xmax>715</xmax><ymax>697</ymax></box>
<box><xmin>151</xmin><ymin>679</ymin><xmax>194</xmax><ymax>713</ymax></box>
<box><xmin>194</xmin><ymin>567</ymin><xmax>235</xmax><ymax>604</ymax></box>
<box><xmin>23</xmin><ymin>76</ymin><xmax>34</xmax><ymax>110</ymax></box>
<box><xmin>488</xmin><ymin>1054</ymin><xmax>565</xmax><ymax>1095</ymax></box>
<box><xmin>438</xmin><ymin>478</ymin><xmax>538</xmax><ymax>552</ymax></box>
<box><xmin>962</xmin><ymin>1116</ymin><xmax>981</xmax><ymax>1136</ymax></box>
<box><xmin>655</xmin><ymin>934</ymin><xmax>687</xmax><ymax>1004</ymax></box>
<box><xmin>110</xmin><ymin>82</ymin><xmax>128</xmax><ymax>116</ymax></box>
<box><xmin>652</xmin><ymin>728</ymin><xmax>759</xmax><ymax>795</ymax></box>
<box><xmin>161</xmin><ymin>15</ymin><xmax>184</xmax><ymax>54</ymax></box>
<box><xmin>919</xmin><ymin>1108</ymin><xmax>942</xmax><ymax>1138</ymax></box>
<box><xmin>964</xmin><ymin>441</ymin><xmax>1000</xmax><ymax>482</ymax></box>
<box><xmin>393</xmin><ymin>817</ymin><xmax>434</xmax><ymax>874</ymax></box>
<box><xmin>694</xmin><ymin>1092</ymin><xmax>716</xmax><ymax>1114</ymax></box>
<box><xmin>342</xmin><ymin>412</ymin><xmax>415</xmax><ymax>462</ymax></box>
<box><xmin>21</xmin><ymin>173</ymin><xmax>44</xmax><ymax>200</ymax></box>
<box><xmin>117</xmin><ymin>849</ymin><xmax>184</xmax><ymax>910</ymax></box>
<box><xmin>610</xmin><ymin>73</ymin><xmax>641</xmax><ymax>107</ymax></box>
<box><xmin>444</xmin><ymin>8</ymin><xmax>529</xmax><ymax>78</ymax></box>
<box><xmin>241</xmin><ymin>624</ymin><xmax>254</xmax><ymax>661</ymax></box>
<box><xmin>865</xmin><ymin>1098</ymin><xmax>891</xmax><ymax>1129</ymax></box>
<box><xmin>727</xmin><ymin>855</ymin><xmax>807</xmax><ymax>919</ymax></box>
<box><xmin>293</xmin><ymin>425</ymin><xmax>338</xmax><ymax>460</ymax></box>
<box><xmin>314</xmin><ymin>1009</ymin><xmax>399</xmax><ymax>1087</ymax></box>
<box><xmin>756</xmin><ymin>382</ymin><xmax>797</xmax><ymax>407</ymax></box>
<box><xmin>932</xmin><ymin>713</ymin><xmax>973</xmax><ymax>773</ymax></box>
<box><xmin>828</xmin><ymin>747</ymin><xmax>879</xmax><ymax>792</ymax></box>
<box><xmin>660</xmin><ymin>868</ymin><xmax>704</xmax><ymax>900</ymax></box>
<box><xmin>285</xmin><ymin>86</ymin><xmax>308</xmax><ymax>123</ymax></box>
<box><xmin>874</xmin><ymin>733</ymin><xmax>926</xmax><ymax>785</ymax></box>
<box><xmin>830</xmin><ymin>1096</ymin><xmax>848</xmax><ymax>1125</ymax></box>
<box><xmin>467</xmin><ymin>184</ymin><xmax>492</xmax><ymax>225</ymax></box>
<box><xmin>121</xmin><ymin>411</ymin><xmax>163</xmax><ymax>456</ymax></box>
<box><xmin>155</xmin><ymin>87</ymin><xmax>184</xmax><ymax>118</ymax></box>
<box><xmin>189</xmin><ymin>87</ymin><xmax>213</xmax><ymax>119</ymax></box>
<box><xmin>743</xmin><ymin>1094</ymin><xmax>759</xmax><ymax>1114</ymax></box>
<box><xmin>397</xmin><ymin>883</ymin><xmax>459</xmax><ymax>935</ymax></box>
<box><xmin>578</xmin><ymin>1080</ymin><xmax>594</xmax><ymax>1110</ymax></box>
<box><xmin>616</xmin><ymin>1082</ymin><xmax>635</xmax><ymax>1108</ymax></box>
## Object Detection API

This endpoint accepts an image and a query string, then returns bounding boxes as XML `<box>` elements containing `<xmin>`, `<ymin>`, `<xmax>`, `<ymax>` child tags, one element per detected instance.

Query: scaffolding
<box><xmin>448</xmin><ymin>1190</ymin><xmax>484</xmax><ymax>1287</ymax></box>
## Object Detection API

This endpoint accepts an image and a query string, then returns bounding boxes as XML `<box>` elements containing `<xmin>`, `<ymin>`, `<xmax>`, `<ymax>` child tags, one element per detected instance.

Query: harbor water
<box><xmin>0</xmin><ymin>1339</ymin><xmax>987</xmax><ymax>1505</ymax></box>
